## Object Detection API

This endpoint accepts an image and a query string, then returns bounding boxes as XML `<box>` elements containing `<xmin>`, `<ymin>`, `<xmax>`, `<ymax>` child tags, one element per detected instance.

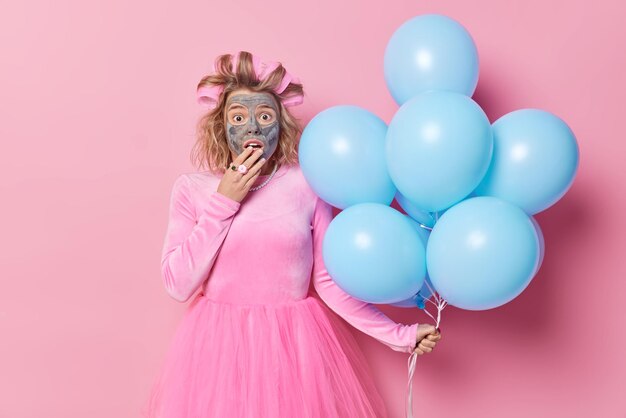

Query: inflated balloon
<box><xmin>415</xmin><ymin>276</ymin><xmax>435</xmax><ymax>308</ymax></box>
<box><xmin>299</xmin><ymin>105</ymin><xmax>396</xmax><ymax>209</ymax></box>
<box><xmin>427</xmin><ymin>196</ymin><xmax>540</xmax><ymax>310</ymax></box>
<box><xmin>322</xmin><ymin>203</ymin><xmax>426</xmax><ymax>303</ymax></box>
<box><xmin>386</xmin><ymin>90</ymin><xmax>493</xmax><ymax>212</ymax></box>
<box><xmin>391</xmin><ymin>275</ymin><xmax>436</xmax><ymax>309</ymax></box>
<box><xmin>411</xmin><ymin>221</ymin><xmax>436</xmax><ymax>307</ymax></box>
<box><xmin>395</xmin><ymin>191</ymin><xmax>436</xmax><ymax>229</ymax></box>
<box><xmin>389</xmin><ymin>293</ymin><xmax>421</xmax><ymax>308</ymax></box>
<box><xmin>384</xmin><ymin>13</ymin><xmax>479</xmax><ymax>105</ymax></box>
<box><xmin>410</xmin><ymin>217</ymin><xmax>431</xmax><ymax>246</ymax></box>
<box><xmin>473</xmin><ymin>109</ymin><xmax>579</xmax><ymax>214</ymax></box>
<box><xmin>530</xmin><ymin>216</ymin><xmax>545</xmax><ymax>275</ymax></box>
<box><xmin>390</xmin><ymin>218</ymin><xmax>433</xmax><ymax>308</ymax></box>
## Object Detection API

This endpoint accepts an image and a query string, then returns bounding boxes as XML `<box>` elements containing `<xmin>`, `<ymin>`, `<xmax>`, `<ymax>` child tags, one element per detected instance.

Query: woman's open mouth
<box><xmin>243</xmin><ymin>138</ymin><xmax>264</xmax><ymax>150</ymax></box>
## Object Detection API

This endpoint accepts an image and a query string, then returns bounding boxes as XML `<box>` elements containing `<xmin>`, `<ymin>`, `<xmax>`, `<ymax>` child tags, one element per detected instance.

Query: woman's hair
<box><xmin>191</xmin><ymin>51</ymin><xmax>304</xmax><ymax>174</ymax></box>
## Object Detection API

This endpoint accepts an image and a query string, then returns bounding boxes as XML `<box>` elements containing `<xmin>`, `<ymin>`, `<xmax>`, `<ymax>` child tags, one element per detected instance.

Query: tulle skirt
<box><xmin>141</xmin><ymin>293</ymin><xmax>389</xmax><ymax>418</ymax></box>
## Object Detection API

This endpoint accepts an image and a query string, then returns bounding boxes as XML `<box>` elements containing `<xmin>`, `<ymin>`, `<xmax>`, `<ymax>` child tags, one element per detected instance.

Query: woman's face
<box><xmin>224</xmin><ymin>88</ymin><xmax>280</xmax><ymax>162</ymax></box>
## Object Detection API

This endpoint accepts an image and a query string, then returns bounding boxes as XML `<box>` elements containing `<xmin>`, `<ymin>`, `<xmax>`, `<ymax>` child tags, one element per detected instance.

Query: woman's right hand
<box><xmin>217</xmin><ymin>146</ymin><xmax>267</xmax><ymax>203</ymax></box>
<box><xmin>413</xmin><ymin>324</ymin><xmax>442</xmax><ymax>355</ymax></box>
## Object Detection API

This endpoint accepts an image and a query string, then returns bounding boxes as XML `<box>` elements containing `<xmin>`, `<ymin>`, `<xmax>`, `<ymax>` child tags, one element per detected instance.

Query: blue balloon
<box><xmin>530</xmin><ymin>216</ymin><xmax>545</xmax><ymax>275</ymax></box>
<box><xmin>299</xmin><ymin>105</ymin><xmax>396</xmax><ymax>209</ymax></box>
<box><xmin>427</xmin><ymin>196</ymin><xmax>540</xmax><ymax>310</ymax></box>
<box><xmin>390</xmin><ymin>218</ymin><xmax>433</xmax><ymax>308</ymax></box>
<box><xmin>389</xmin><ymin>293</ymin><xmax>421</xmax><ymax>308</ymax></box>
<box><xmin>384</xmin><ymin>13</ymin><xmax>479</xmax><ymax>105</ymax></box>
<box><xmin>473</xmin><ymin>109</ymin><xmax>579</xmax><ymax>214</ymax></box>
<box><xmin>390</xmin><ymin>276</ymin><xmax>436</xmax><ymax>309</ymax></box>
<box><xmin>411</xmin><ymin>223</ymin><xmax>436</xmax><ymax>307</ymax></box>
<box><xmin>395</xmin><ymin>191</ymin><xmax>436</xmax><ymax>229</ymax></box>
<box><xmin>415</xmin><ymin>275</ymin><xmax>436</xmax><ymax>308</ymax></box>
<box><xmin>386</xmin><ymin>90</ymin><xmax>493</xmax><ymax>212</ymax></box>
<box><xmin>323</xmin><ymin>203</ymin><xmax>426</xmax><ymax>303</ymax></box>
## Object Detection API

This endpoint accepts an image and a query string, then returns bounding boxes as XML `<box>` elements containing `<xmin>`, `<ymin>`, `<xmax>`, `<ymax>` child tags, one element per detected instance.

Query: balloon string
<box><xmin>407</xmin><ymin>209</ymin><xmax>444</xmax><ymax>417</ymax></box>
<box><xmin>406</xmin><ymin>293</ymin><xmax>447</xmax><ymax>418</ymax></box>
<box><xmin>406</xmin><ymin>351</ymin><xmax>418</xmax><ymax>418</ymax></box>
<box><xmin>417</xmin><ymin>224</ymin><xmax>433</xmax><ymax>232</ymax></box>
<box><xmin>415</xmin><ymin>210</ymin><xmax>440</xmax><ymax>232</ymax></box>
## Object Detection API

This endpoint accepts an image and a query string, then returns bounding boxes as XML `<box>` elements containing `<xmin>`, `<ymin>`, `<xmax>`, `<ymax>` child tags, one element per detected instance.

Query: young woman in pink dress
<box><xmin>142</xmin><ymin>50</ymin><xmax>442</xmax><ymax>418</ymax></box>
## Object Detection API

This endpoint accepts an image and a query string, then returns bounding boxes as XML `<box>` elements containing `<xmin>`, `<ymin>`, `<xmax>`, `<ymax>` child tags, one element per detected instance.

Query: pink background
<box><xmin>1</xmin><ymin>0</ymin><xmax>624</xmax><ymax>417</ymax></box>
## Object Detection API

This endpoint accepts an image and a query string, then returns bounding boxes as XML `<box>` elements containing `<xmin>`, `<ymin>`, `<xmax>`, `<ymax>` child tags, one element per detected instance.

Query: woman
<box><xmin>142</xmin><ymin>50</ymin><xmax>442</xmax><ymax>418</ymax></box>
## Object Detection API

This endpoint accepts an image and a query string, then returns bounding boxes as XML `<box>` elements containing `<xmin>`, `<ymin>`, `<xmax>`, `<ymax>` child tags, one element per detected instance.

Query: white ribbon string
<box><xmin>406</xmin><ymin>212</ymin><xmax>446</xmax><ymax>417</ymax></box>
<box><xmin>406</xmin><ymin>350</ymin><xmax>418</xmax><ymax>418</ymax></box>
<box><xmin>406</xmin><ymin>286</ymin><xmax>446</xmax><ymax>418</ymax></box>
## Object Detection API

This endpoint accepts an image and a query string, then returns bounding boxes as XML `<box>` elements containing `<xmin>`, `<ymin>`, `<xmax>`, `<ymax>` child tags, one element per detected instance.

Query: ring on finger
<box><xmin>227</xmin><ymin>163</ymin><xmax>247</xmax><ymax>174</ymax></box>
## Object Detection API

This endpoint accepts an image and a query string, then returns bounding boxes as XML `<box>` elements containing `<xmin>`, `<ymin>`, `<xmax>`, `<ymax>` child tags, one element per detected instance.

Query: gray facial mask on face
<box><xmin>225</xmin><ymin>92</ymin><xmax>280</xmax><ymax>162</ymax></box>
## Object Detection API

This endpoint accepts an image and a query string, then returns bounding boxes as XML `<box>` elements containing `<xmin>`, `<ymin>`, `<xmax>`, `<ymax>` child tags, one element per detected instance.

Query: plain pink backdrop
<box><xmin>1</xmin><ymin>0</ymin><xmax>624</xmax><ymax>417</ymax></box>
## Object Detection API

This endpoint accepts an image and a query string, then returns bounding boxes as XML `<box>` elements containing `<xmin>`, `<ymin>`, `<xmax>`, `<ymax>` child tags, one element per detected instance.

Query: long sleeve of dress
<box><xmin>311</xmin><ymin>196</ymin><xmax>419</xmax><ymax>354</ymax></box>
<box><xmin>161</xmin><ymin>174</ymin><xmax>241</xmax><ymax>303</ymax></box>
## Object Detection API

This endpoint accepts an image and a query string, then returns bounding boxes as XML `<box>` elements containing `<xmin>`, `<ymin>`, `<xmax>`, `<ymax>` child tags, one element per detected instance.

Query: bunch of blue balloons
<box><xmin>298</xmin><ymin>13</ymin><xmax>578</xmax><ymax>311</ymax></box>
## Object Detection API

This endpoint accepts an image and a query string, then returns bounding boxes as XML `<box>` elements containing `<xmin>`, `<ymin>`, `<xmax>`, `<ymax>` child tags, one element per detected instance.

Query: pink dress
<box><xmin>141</xmin><ymin>163</ymin><xmax>419</xmax><ymax>418</ymax></box>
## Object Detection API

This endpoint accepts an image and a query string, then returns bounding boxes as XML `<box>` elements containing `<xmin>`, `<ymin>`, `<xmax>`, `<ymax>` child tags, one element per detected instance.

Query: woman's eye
<box><xmin>233</xmin><ymin>115</ymin><xmax>244</xmax><ymax>122</ymax></box>
<box><xmin>260</xmin><ymin>113</ymin><xmax>272</xmax><ymax>121</ymax></box>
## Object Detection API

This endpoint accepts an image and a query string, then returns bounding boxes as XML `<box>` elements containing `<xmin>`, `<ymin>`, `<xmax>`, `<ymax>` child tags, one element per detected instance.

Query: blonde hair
<box><xmin>191</xmin><ymin>51</ymin><xmax>304</xmax><ymax>174</ymax></box>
